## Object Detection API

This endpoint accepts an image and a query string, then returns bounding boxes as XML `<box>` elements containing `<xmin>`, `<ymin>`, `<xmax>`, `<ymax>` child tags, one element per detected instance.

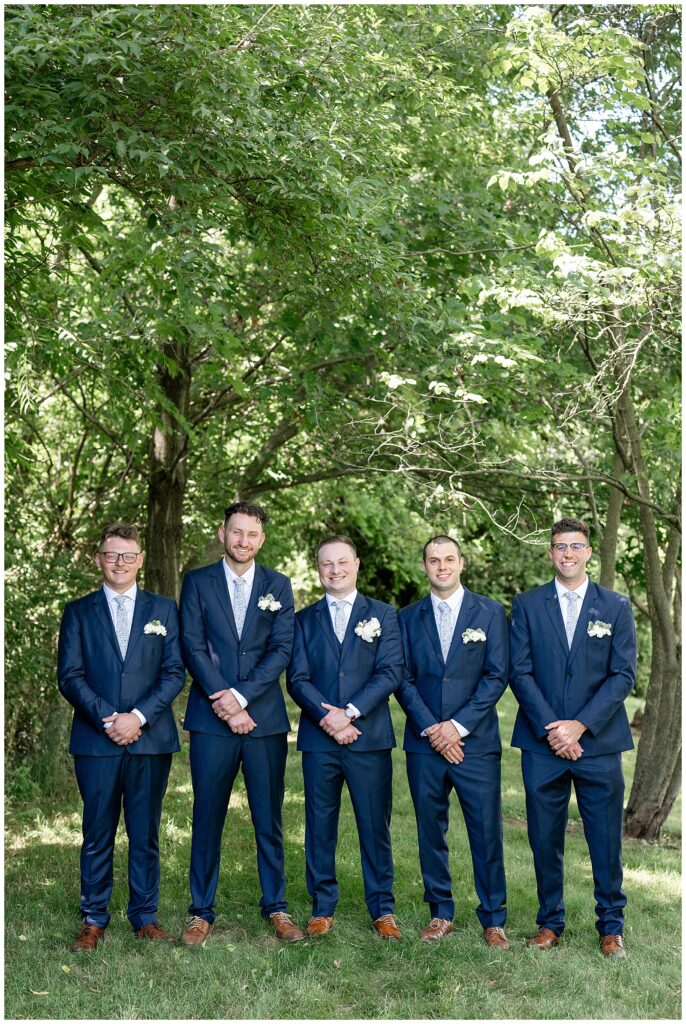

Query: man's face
<box><xmin>317</xmin><ymin>541</ymin><xmax>359</xmax><ymax>598</ymax></box>
<box><xmin>219</xmin><ymin>513</ymin><xmax>266</xmax><ymax>572</ymax></box>
<box><xmin>549</xmin><ymin>531</ymin><xmax>592</xmax><ymax>589</ymax></box>
<box><xmin>95</xmin><ymin>535</ymin><xmax>143</xmax><ymax>593</ymax></box>
<box><xmin>422</xmin><ymin>541</ymin><xmax>464</xmax><ymax>597</ymax></box>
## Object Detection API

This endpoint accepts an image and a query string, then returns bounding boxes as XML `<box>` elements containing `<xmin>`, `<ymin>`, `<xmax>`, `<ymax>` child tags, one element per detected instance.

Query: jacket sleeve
<box><xmin>286</xmin><ymin>616</ymin><xmax>328</xmax><ymax>724</ymax></box>
<box><xmin>347</xmin><ymin>605</ymin><xmax>403</xmax><ymax>718</ymax></box>
<box><xmin>394</xmin><ymin>614</ymin><xmax>437</xmax><ymax>735</ymax></box>
<box><xmin>180</xmin><ymin>571</ymin><xmax>235</xmax><ymax>697</ymax></box>
<box><xmin>509</xmin><ymin>594</ymin><xmax>558</xmax><ymax>739</ymax></box>
<box><xmin>235</xmin><ymin>576</ymin><xmax>295</xmax><ymax>705</ymax></box>
<box><xmin>57</xmin><ymin>602</ymin><xmax>117</xmax><ymax>729</ymax></box>
<box><xmin>450</xmin><ymin>603</ymin><xmax>508</xmax><ymax>732</ymax></box>
<box><xmin>129</xmin><ymin>601</ymin><xmax>186</xmax><ymax>727</ymax></box>
<box><xmin>575</xmin><ymin>597</ymin><xmax>637</xmax><ymax>735</ymax></box>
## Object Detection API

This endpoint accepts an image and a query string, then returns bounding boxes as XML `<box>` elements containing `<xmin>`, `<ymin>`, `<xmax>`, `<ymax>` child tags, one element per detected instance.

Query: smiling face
<box><xmin>317</xmin><ymin>541</ymin><xmax>360</xmax><ymax>599</ymax></box>
<box><xmin>218</xmin><ymin>512</ymin><xmax>265</xmax><ymax>574</ymax></box>
<box><xmin>95</xmin><ymin>535</ymin><xmax>143</xmax><ymax>593</ymax></box>
<box><xmin>422</xmin><ymin>540</ymin><xmax>464</xmax><ymax>598</ymax></box>
<box><xmin>549</xmin><ymin>531</ymin><xmax>592</xmax><ymax>589</ymax></box>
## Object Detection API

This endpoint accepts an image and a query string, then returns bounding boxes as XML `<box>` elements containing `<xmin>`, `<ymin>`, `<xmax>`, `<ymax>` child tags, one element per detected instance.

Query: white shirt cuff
<box><xmin>230</xmin><ymin>688</ymin><xmax>248</xmax><ymax>710</ymax></box>
<box><xmin>132</xmin><ymin>708</ymin><xmax>147</xmax><ymax>726</ymax></box>
<box><xmin>346</xmin><ymin>703</ymin><xmax>362</xmax><ymax>720</ymax></box>
<box><xmin>104</xmin><ymin>712</ymin><xmax>118</xmax><ymax>730</ymax></box>
<box><xmin>451</xmin><ymin>719</ymin><xmax>470</xmax><ymax>737</ymax></box>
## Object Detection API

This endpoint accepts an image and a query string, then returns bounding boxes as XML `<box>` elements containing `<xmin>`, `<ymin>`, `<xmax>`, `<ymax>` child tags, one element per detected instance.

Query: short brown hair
<box><xmin>98</xmin><ymin>523</ymin><xmax>142</xmax><ymax>549</ymax></box>
<box><xmin>422</xmin><ymin>535</ymin><xmax>462</xmax><ymax>561</ymax></box>
<box><xmin>223</xmin><ymin>502</ymin><xmax>268</xmax><ymax>527</ymax></box>
<box><xmin>316</xmin><ymin>535</ymin><xmax>358</xmax><ymax>560</ymax></box>
<box><xmin>550</xmin><ymin>517</ymin><xmax>589</xmax><ymax>545</ymax></box>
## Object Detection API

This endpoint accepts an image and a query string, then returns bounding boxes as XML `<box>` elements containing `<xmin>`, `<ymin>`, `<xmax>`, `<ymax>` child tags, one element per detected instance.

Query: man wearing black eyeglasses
<box><xmin>509</xmin><ymin>517</ymin><xmax>636</xmax><ymax>958</ymax></box>
<box><xmin>58</xmin><ymin>523</ymin><xmax>185</xmax><ymax>952</ymax></box>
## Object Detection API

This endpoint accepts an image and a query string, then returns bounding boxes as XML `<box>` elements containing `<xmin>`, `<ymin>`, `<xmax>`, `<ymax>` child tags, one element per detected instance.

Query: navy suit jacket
<box><xmin>286</xmin><ymin>594</ymin><xmax>402</xmax><ymax>752</ymax></box>
<box><xmin>396</xmin><ymin>589</ymin><xmax>508</xmax><ymax>755</ymax></box>
<box><xmin>180</xmin><ymin>559</ymin><xmax>294</xmax><ymax>738</ymax></box>
<box><xmin>58</xmin><ymin>588</ymin><xmax>185</xmax><ymax>756</ymax></box>
<box><xmin>509</xmin><ymin>579</ymin><xmax>636</xmax><ymax>756</ymax></box>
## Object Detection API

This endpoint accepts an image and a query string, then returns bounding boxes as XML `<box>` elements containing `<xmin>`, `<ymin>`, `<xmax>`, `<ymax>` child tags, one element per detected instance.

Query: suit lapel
<box><xmin>123</xmin><ymin>589</ymin><xmax>152</xmax><ymax>665</ymax></box>
<box><xmin>544</xmin><ymin>580</ymin><xmax>569</xmax><ymax>656</ymax></box>
<box><xmin>241</xmin><ymin>563</ymin><xmax>264</xmax><ymax>637</ymax></box>
<box><xmin>316</xmin><ymin>596</ymin><xmax>341</xmax><ymax>661</ymax></box>
<box><xmin>340</xmin><ymin>593</ymin><xmax>367</xmax><ymax>661</ymax></box>
<box><xmin>210</xmin><ymin>559</ymin><xmax>239</xmax><ymax>641</ymax></box>
<box><xmin>92</xmin><ymin>588</ymin><xmax>122</xmax><ymax>661</ymax></box>
<box><xmin>445</xmin><ymin>588</ymin><xmax>476</xmax><ymax>667</ymax></box>
<box><xmin>568</xmin><ymin>581</ymin><xmax>597</xmax><ymax>666</ymax></box>
<box><xmin>420</xmin><ymin>595</ymin><xmax>444</xmax><ymax>664</ymax></box>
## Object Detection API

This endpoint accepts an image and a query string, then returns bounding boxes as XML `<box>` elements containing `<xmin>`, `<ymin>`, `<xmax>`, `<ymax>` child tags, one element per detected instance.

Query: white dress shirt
<box><xmin>325</xmin><ymin>590</ymin><xmax>361</xmax><ymax>720</ymax></box>
<box><xmin>428</xmin><ymin>586</ymin><xmax>469</xmax><ymax>738</ymax></box>
<box><xmin>102</xmin><ymin>583</ymin><xmax>146</xmax><ymax>727</ymax></box>
<box><xmin>555</xmin><ymin>575</ymin><xmax>589</xmax><ymax>607</ymax></box>
<box><xmin>222</xmin><ymin>559</ymin><xmax>255</xmax><ymax>709</ymax></box>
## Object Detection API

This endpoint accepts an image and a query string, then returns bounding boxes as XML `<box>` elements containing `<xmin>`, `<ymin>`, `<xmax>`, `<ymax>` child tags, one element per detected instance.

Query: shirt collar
<box><xmin>103</xmin><ymin>582</ymin><xmax>137</xmax><ymax>603</ymax></box>
<box><xmin>430</xmin><ymin>585</ymin><xmax>464</xmax><ymax>613</ymax></box>
<box><xmin>223</xmin><ymin>558</ymin><xmax>256</xmax><ymax>588</ymax></box>
<box><xmin>326</xmin><ymin>588</ymin><xmax>357</xmax><ymax>608</ymax></box>
<box><xmin>555</xmin><ymin>576</ymin><xmax>589</xmax><ymax>603</ymax></box>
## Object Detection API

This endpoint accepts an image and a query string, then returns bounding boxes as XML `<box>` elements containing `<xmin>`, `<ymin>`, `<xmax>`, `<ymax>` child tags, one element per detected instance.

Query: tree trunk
<box><xmin>598</xmin><ymin>451</ymin><xmax>625</xmax><ymax>589</ymax></box>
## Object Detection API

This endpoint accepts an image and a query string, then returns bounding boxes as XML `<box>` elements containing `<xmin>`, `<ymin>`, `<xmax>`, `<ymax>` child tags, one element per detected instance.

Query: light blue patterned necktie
<box><xmin>437</xmin><ymin>601</ymin><xmax>453</xmax><ymax>662</ymax></box>
<box><xmin>114</xmin><ymin>595</ymin><xmax>129</xmax><ymax>658</ymax></box>
<box><xmin>234</xmin><ymin>577</ymin><xmax>248</xmax><ymax>638</ymax></box>
<box><xmin>332</xmin><ymin>600</ymin><xmax>347</xmax><ymax>643</ymax></box>
<box><xmin>563</xmin><ymin>590</ymin><xmax>581</xmax><ymax>648</ymax></box>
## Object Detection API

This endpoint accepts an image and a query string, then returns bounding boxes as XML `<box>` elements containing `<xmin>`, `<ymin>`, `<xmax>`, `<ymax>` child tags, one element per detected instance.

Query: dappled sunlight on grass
<box><xmin>283</xmin><ymin>791</ymin><xmax>305</xmax><ymax>805</ymax></box>
<box><xmin>7</xmin><ymin>812</ymin><xmax>82</xmax><ymax>850</ymax></box>
<box><xmin>161</xmin><ymin>819</ymin><xmax>192</xmax><ymax>843</ymax></box>
<box><xmin>623</xmin><ymin>866</ymin><xmax>681</xmax><ymax>901</ymax></box>
<box><xmin>171</xmin><ymin>781</ymin><xmax>193</xmax><ymax>795</ymax></box>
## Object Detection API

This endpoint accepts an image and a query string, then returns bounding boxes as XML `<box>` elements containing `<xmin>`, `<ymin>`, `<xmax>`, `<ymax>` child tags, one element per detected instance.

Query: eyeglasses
<box><xmin>99</xmin><ymin>551</ymin><xmax>141</xmax><ymax>564</ymax></box>
<box><xmin>551</xmin><ymin>543</ymin><xmax>588</xmax><ymax>553</ymax></box>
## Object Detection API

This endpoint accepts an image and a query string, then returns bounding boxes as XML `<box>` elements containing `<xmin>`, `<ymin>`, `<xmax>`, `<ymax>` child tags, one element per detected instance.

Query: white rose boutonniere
<box><xmin>257</xmin><ymin>593</ymin><xmax>282</xmax><ymax>612</ymax></box>
<box><xmin>355</xmin><ymin>617</ymin><xmax>382</xmax><ymax>643</ymax></box>
<box><xmin>462</xmin><ymin>627</ymin><xmax>487</xmax><ymax>644</ymax></box>
<box><xmin>587</xmin><ymin>620</ymin><xmax>612</xmax><ymax>638</ymax></box>
<box><xmin>143</xmin><ymin>619</ymin><xmax>167</xmax><ymax>636</ymax></box>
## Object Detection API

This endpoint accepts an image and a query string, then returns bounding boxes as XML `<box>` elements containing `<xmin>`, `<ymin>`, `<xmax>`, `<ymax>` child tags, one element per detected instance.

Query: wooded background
<box><xmin>5</xmin><ymin>4</ymin><xmax>680</xmax><ymax>839</ymax></box>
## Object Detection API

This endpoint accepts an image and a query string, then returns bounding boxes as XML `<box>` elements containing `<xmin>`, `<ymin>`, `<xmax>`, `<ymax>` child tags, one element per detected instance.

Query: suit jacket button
<box><xmin>122</xmin><ymin>672</ymin><xmax>127</xmax><ymax>678</ymax></box>
<box><xmin>340</xmin><ymin>672</ymin><xmax>345</xmax><ymax>678</ymax></box>
<box><xmin>443</xmin><ymin>677</ymin><xmax>448</xmax><ymax>683</ymax></box>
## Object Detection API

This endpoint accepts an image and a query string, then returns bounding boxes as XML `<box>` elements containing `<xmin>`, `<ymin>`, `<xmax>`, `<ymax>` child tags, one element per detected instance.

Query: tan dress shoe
<box><xmin>373</xmin><ymin>914</ymin><xmax>402</xmax><ymax>941</ymax></box>
<box><xmin>483</xmin><ymin>926</ymin><xmax>510</xmax><ymax>950</ymax></box>
<box><xmin>136</xmin><ymin>922</ymin><xmax>175</xmax><ymax>942</ymax></box>
<box><xmin>526</xmin><ymin>927</ymin><xmax>560</xmax><ymax>950</ymax></box>
<box><xmin>70</xmin><ymin>924</ymin><xmax>105</xmax><ymax>952</ymax></box>
<box><xmin>600</xmin><ymin>934</ymin><xmax>626</xmax><ymax>958</ymax></box>
<box><xmin>180</xmin><ymin>916</ymin><xmax>212</xmax><ymax>946</ymax></box>
<box><xmin>419</xmin><ymin>918</ymin><xmax>454</xmax><ymax>941</ymax></box>
<box><xmin>269</xmin><ymin>912</ymin><xmax>305</xmax><ymax>942</ymax></box>
<box><xmin>306</xmin><ymin>916</ymin><xmax>335</xmax><ymax>936</ymax></box>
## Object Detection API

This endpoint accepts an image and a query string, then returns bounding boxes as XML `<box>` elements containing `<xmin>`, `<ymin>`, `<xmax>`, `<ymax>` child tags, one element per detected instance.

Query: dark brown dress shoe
<box><xmin>483</xmin><ymin>926</ymin><xmax>510</xmax><ymax>950</ymax></box>
<box><xmin>420</xmin><ymin>918</ymin><xmax>454</xmax><ymax>942</ymax></box>
<box><xmin>600</xmin><ymin>934</ymin><xmax>626</xmax><ymax>958</ymax></box>
<box><xmin>136</xmin><ymin>922</ymin><xmax>175</xmax><ymax>942</ymax></box>
<box><xmin>180</xmin><ymin>916</ymin><xmax>212</xmax><ymax>946</ymax></box>
<box><xmin>70</xmin><ymin>924</ymin><xmax>105</xmax><ymax>952</ymax></box>
<box><xmin>269</xmin><ymin>912</ymin><xmax>305</xmax><ymax>942</ymax></box>
<box><xmin>526</xmin><ymin>927</ymin><xmax>560</xmax><ymax>950</ymax></box>
<box><xmin>306</xmin><ymin>916</ymin><xmax>335</xmax><ymax>936</ymax></box>
<box><xmin>373</xmin><ymin>914</ymin><xmax>402</xmax><ymax>941</ymax></box>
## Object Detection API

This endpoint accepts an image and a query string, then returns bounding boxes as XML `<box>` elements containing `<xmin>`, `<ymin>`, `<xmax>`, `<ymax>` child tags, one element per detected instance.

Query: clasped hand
<box><xmin>426</xmin><ymin>721</ymin><xmax>465</xmax><ymax>764</ymax></box>
<box><xmin>545</xmin><ymin>719</ymin><xmax>585</xmax><ymax>760</ymax></box>
<box><xmin>319</xmin><ymin>703</ymin><xmax>361</xmax><ymax>745</ymax></box>
<box><xmin>102</xmin><ymin>712</ymin><xmax>142</xmax><ymax>745</ymax></box>
<box><xmin>208</xmin><ymin>689</ymin><xmax>256</xmax><ymax>734</ymax></box>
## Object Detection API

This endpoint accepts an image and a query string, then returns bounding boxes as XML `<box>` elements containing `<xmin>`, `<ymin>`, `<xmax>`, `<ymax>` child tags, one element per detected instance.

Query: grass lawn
<box><xmin>5</xmin><ymin>688</ymin><xmax>681</xmax><ymax>1020</ymax></box>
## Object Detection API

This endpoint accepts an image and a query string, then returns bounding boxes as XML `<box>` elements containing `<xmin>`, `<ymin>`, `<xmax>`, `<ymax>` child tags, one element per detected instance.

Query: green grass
<box><xmin>5</xmin><ymin>689</ymin><xmax>681</xmax><ymax>1019</ymax></box>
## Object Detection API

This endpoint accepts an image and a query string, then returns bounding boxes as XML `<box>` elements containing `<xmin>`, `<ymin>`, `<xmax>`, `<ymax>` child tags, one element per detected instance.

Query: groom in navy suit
<box><xmin>287</xmin><ymin>536</ymin><xmax>403</xmax><ymax>940</ymax></box>
<box><xmin>509</xmin><ymin>517</ymin><xmax>636</xmax><ymax>957</ymax></box>
<box><xmin>58</xmin><ymin>523</ymin><xmax>185</xmax><ymax>952</ymax></box>
<box><xmin>179</xmin><ymin>502</ymin><xmax>303</xmax><ymax>944</ymax></box>
<box><xmin>397</xmin><ymin>535</ymin><xmax>509</xmax><ymax>948</ymax></box>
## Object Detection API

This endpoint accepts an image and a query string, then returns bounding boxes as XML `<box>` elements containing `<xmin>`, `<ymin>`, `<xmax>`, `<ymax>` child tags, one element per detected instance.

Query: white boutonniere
<box><xmin>355</xmin><ymin>617</ymin><xmax>381</xmax><ymax>642</ymax></box>
<box><xmin>143</xmin><ymin>619</ymin><xmax>167</xmax><ymax>636</ymax></box>
<box><xmin>587</xmin><ymin>620</ymin><xmax>612</xmax><ymax>638</ymax></box>
<box><xmin>257</xmin><ymin>593</ymin><xmax>282</xmax><ymax>612</ymax></box>
<box><xmin>462</xmin><ymin>627</ymin><xmax>487</xmax><ymax>644</ymax></box>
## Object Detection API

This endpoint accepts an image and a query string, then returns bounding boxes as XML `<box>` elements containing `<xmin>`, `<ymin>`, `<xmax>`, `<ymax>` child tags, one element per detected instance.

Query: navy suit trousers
<box><xmin>406</xmin><ymin>751</ymin><xmax>507</xmax><ymax>926</ymax></box>
<box><xmin>74</xmin><ymin>752</ymin><xmax>172</xmax><ymax>930</ymax></box>
<box><xmin>188</xmin><ymin>731</ymin><xmax>288</xmax><ymax>922</ymax></box>
<box><xmin>521</xmin><ymin>750</ymin><xmax>627</xmax><ymax>935</ymax></box>
<box><xmin>302</xmin><ymin>748</ymin><xmax>394</xmax><ymax>921</ymax></box>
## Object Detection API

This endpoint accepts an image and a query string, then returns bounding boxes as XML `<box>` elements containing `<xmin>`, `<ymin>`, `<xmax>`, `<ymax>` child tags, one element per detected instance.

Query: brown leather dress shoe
<box><xmin>306</xmin><ymin>916</ymin><xmax>335</xmax><ymax>936</ymax></box>
<box><xmin>180</xmin><ymin>916</ymin><xmax>212</xmax><ymax>946</ymax></box>
<box><xmin>373</xmin><ymin>914</ymin><xmax>402</xmax><ymax>941</ymax></box>
<box><xmin>483</xmin><ymin>926</ymin><xmax>510</xmax><ymax>950</ymax></box>
<box><xmin>70</xmin><ymin>924</ymin><xmax>106</xmax><ymax>952</ymax></box>
<box><xmin>600</xmin><ymin>934</ymin><xmax>626</xmax><ymax>958</ymax></box>
<box><xmin>419</xmin><ymin>918</ymin><xmax>454</xmax><ymax>941</ymax></box>
<box><xmin>269</xmin><ymin>912</ymin><xmax>305</xmax><ymax>942</ymax></box>
<box><xmin>526</xmin><ymin>927</ymin><xmax>560</xmax><ymax>950</ymax></box>
<box><xmin>136</xmin><ymin>922</ymin><xmax>175</xmax><ymax>942</ymax></box>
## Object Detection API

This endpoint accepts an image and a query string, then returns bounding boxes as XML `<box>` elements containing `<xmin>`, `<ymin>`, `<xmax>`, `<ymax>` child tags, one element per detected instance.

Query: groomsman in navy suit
<box><xmin>179</xmin><ymin>502</ymin><xmax>304</xmax><ymax>944</ymax></box>
<box><xmin>287</xmin><ymin>536</ymin><xmax>404</xmax><ymax>940</ymax></box>
<box><xmin>509</xmin><ymin>517</ymin><xmax>636</xmax><ymax>957</ymax></box>
<box><xmin>397</xmin><ymin>535</ymin><xmax>509</xmax><ymax>948</ymax></box>
<box><xmin>58</xmin><ymin>523</ymin><xmax>185</xmax><ymax>952</ymax></box>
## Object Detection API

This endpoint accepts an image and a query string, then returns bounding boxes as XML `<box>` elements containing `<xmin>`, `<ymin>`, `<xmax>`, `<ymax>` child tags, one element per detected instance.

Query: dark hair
<box><xmin>422</xmin><ymin>535</ymin><xmax>462</xmax><ymax>561</ymax></box>
<box><xmin>223</xmin><ymin>502</ymin><xmax>268</xmax><ymax>527</ymax></box>
<box><xmin>98</xmin><ymin>523</ymin><xmax>142</xmax><ymax>549</ymax></box>
<box><xmin>316</xmin><ymin>535</ymin><xmax>358</xmax><ymax>560</ymax></box>
<box><xmin>550</xmin><ymin>517</ymin><xmax>590</xmax><ymax>544</ymax></box>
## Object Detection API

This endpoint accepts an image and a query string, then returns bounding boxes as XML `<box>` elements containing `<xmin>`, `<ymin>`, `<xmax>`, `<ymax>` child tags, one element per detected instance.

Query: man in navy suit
<box><xmin>58</xmin><ymin>523</ymin><xmax>185</xmax><ymax>952</ymax></box>
<box><xmin>287</xmin><ymin>536</ymin><xmax>403</xmax><ymax>940</ymax></box>
<box><xmin>179</xmin><ymin>502</ymin><xmax>303</xmax><ymax>944</ymax></box>
<box><xmin>510</xmin><ymin>517</ymin><xmax>636</xmax><ymax>957</ymax></box>
<box><xmin>396</xmin><ymin>535</ymin><xmax>509</xmax><ymax>948</ymax></box>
